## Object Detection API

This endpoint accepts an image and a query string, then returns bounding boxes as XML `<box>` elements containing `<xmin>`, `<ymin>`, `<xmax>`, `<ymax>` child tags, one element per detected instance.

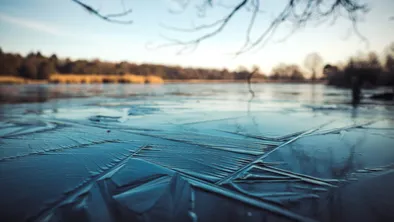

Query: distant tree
<box><xmin>341</xmin><ymin>52</ymin><xmax>382</xmax><ymax>88</ymax></box>
<box><xmin>19</xmin><ymin>59</ymin><xmax>38</xmax><ymax>79</ymax></box>
<box><xmin>384</xmin><ymin>42</ymin><xmax>394</xmax><ymax>56</ymax></box>
<box><xmin>250</xmin><ymin>65</ymin><xmax>265</xmax><ymax>79</ymax></box>
<box><xmin>304</xmin><ymin>53</ymin><xmax>323</xmax><ymax>81</ymax></box>
<box><xmin>116</xmin><ymin>61</ymin><xmax>129</xmax><ymax>75</ymax></box>
<box><xmin>251</xmin><ymin>65</ymin><xmax>260</xmax><ymax>75</ymax></box>
<box><xmin>288</xmin><ymin>65</ymin><xmax>305</xmax><ymax>81</ymax></box>
<box><xmin>383</xmin><ymin>42</ymin><xmax>394</xmax><ymax>86</ymax></box>
<box><xmin>384</xmin><ymin>43</ymin><xmax>394</xmax><ymax>72</ymax></box>
<box><xmin>234</xmin><ymin>66</ymin><xmax>251</xmax><ymax>80</ymax></box>
<box><xmin>0</xmin><ymin>53</ymin><xmax>23</xmax><ymax>76</ymax></box>
<box><xmin>386</xmin><ymin>55</ymin><xmax>394</xmax><ymax>73</ymax></box>
<box><xmin>37</xmin><ymin>62</ymin><xmax>54</xmax><ymax>79</ymax></box>
<box><xmin>36</xmin><ymin>52</ymin><xmax>44</xmax><ymax>59</ymax></box>
<box><xmin>57</xmin><ymin>58</ymin><xmax>72</xmax><ymax>73</ymax></box>
<box><xmin>323</xmin><ymin>64</ymin><xmax>337</xmax><ymax>76</ymax></box>
<box><xmin>271</xmin><ymin>63</ymin><xmax>288</xmax><ymax>80</ymax></box>
<box><xmin>367</xmin><ymin>52</ymin><xmax>382</xmax><ymax>84</ymax></box>
<box><xmin>271</xmin><ymin>63</ymin><xmax>305</xmax><ymax>81</ymax></box>
<box><xmin>26</xmin><ymin>52</ymin><xmax>36</xmax><ymax>59</ymax></box>
<box><xmin>6</xmin><ymin>46</ymin><xmax>394</xmax><ymax>85</ymax></box>
<box><xmin>49</xmin><ymin>54</ymin><xmax>58</xmax><ymax>63</ymax></box>
<box><xmin>324</xmin><ymin>64</ymin><xmax>347</xmax><ymax>86</ymax></box>
<box><xmin>154</xmin><ymin>66</ymin><xmax>166</xmax><ymax>77</ymax></box>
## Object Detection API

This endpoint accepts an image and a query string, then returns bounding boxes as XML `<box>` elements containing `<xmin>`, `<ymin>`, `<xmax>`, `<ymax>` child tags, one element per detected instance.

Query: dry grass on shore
<box><xmin>1</xmin><ymin>75</ymin><xmax>323</xmax><ymax>85</ymax></box>
<box><xmin>0</xmin><ymin>74</ymin><xmax>164</xmax><ymax>84</ymax></box>
<box><xmin>49</xmin><ymin>74</ymin><xmax>164</xmax><ymax>84</ymax></box>
<box><xmin>0</xmin><ymin>76</ymin><xmax>27</xmax><ymax>84</ymax></box>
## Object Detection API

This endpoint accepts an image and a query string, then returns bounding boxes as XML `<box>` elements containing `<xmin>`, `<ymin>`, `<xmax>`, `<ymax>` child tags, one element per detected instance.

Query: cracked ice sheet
<box><xmin>180</xmin><ymin>111</ymin><xmax>333</xmax><ymax>138</ymax></box>
<box><xmin>0</xmin><ymin>131</ymin><xmax>156</xmax><ymax>221</ymax></box>
<box><xmin>1</xmin><ymin>83</ymin><xmax>393</xmax><ymax>222</ymax></box>
<box><xmin>0</xmin><ymin>119</ymin><xmax>146</xmax><ymax>159</ymax></box>
<box><xmin>315</xmin><ymin>170</ymin><xmax>394</xmax><ymax>222</ymax></box>
<box><xmin>101</xmin><ymin>159</ymin><xmax>295</xmax><ymax>222</ymax></box>
<box><xmin>36</xmin><ymin>157</ymin><xmax>294</xmax><ymax>222</ymax></box>
<box><xmin>0</xmin><ymin>143</ymin><xmax>133</xmax><ymax>221</ymax></box>
<box><xmin>262</xmin><ymin>128</ymin><xmax>394</xmax><ymax>181</ymax></box>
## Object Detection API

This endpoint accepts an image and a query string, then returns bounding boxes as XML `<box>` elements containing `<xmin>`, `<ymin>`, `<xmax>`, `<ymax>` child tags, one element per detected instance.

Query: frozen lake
<box><xmin>0</xmin><ymin>83</ymin><xmax>393</xmax><ymax>222</ymax></box>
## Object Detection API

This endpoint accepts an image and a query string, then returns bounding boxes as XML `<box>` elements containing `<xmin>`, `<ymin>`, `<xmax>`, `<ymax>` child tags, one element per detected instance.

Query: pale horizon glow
<box><xmin>0</xmin><ymin>0</ymin><xmax>393</xmax><ymax>74</ymax></box>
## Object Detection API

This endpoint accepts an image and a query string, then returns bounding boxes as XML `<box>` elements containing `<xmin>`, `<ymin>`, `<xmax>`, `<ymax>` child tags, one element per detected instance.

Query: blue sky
<box><xmin>0</xmin><ymin>0</ymin><xmax>393</xmax><ymax>74</ymax></box>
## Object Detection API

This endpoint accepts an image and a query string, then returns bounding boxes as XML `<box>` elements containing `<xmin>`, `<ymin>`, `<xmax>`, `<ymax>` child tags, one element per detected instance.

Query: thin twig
<box><xmin>71</xmin><ymin>0</ymin><xmax>133</xmax><ymax>24</ymax></box>
<box><xmin>105</xmin><ymin>9</ymin><xmax>133</xmax><ymax>18</ymax></box>
<box><xmin>158</xmin><ymin>0</ymin><xmax>249</xmax><ymax>54</ymax></box>
<box><xmin>238</xmin><ymin>0</ymin><xmax>260</xmax><ymax>52</ymax></box>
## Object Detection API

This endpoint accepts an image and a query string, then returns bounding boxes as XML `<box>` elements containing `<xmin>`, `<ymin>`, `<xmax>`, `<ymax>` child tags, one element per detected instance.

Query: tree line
<box><xmin>1</xmin><ymin>42</ymin><xmax>393</xmax><ymax>86</ymax></box>
<box><xmin>324</xmin><ymin>42</ymin><xmax>394</xmax><ymax>88</ymax></box>
<box><xmin>0</xmin><ymin>48</ymin><xmax>266</xmax><ymax>81</ymax></box>
<box><xmin>0</xmin><ymin>47</ymin><xmax>316</xmax><ymax>82</ymax></box>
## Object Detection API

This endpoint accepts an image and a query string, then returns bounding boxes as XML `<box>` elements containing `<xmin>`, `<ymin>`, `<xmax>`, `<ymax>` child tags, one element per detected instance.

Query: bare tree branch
<box><xmin>238</xmin><ymin>0</ymin><xmax>260</xmax><ymax>52</ymax></box>
<box><xmin>71</xmin><ymin>0</ymin><xmax>133</xmax><ymax>24</ymax></box>
<box><xmin>236</xmin><ymin>1</ymin><xmax>294</xmax><ymax>55</ymax></box>
<box><xmin>158</xmin><ymin>0</ymin><xmax>369</xmax><ymax>55</ymax></box>
<box><xmin>160</xmin><ymin>19</ymin><xmax>226</xmax><ymax>32</ymax></box>
<box><xmin>146</xmin><ymin>35</ymin><xmax>199</xmax><ymax>55</ymax></box>
<box><xmin>167</xmin><ymin>0</ymin><xmax>191</xmax><ymax>14</ymax></box>
<box><xmin>104</xmin><ymin>9</ymin><xmax>133</xmax><ymax>18</ymax></box>
<box><xmin>158</xmin><ymin>0</ymin><xmax>249</xmax><ymax>54</ymax></box>
<box><xmin>247</xmin><ymin>67</ymin><xmax>258</xmax><ymax>98</ymax></box>
<box><xmin>73</xmin><ymin>0</ymin><xmax>370</xmax><ymax>54</ymax></box>
<box><xmin>304</xmin><ymin>52</ymin><xmax>324</xmax><ymax>80</ymax></box>
<box><xmin>350</xmin><ymin>15</ymin><xmax>370</xmax><ymax>48</ymax></box>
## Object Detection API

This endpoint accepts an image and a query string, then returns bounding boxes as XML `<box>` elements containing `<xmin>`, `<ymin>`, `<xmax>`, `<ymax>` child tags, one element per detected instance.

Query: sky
<box><xmin>0</xmin><ymin>0</ymin><xmax>393</xmax><ymax>74</ymax></box>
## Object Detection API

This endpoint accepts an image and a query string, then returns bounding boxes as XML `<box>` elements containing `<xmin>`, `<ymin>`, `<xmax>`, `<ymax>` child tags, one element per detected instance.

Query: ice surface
<box><xmin>0</xmin><ymin>83</ymin><xmax>393</xmax><ymax>222</ymax></box>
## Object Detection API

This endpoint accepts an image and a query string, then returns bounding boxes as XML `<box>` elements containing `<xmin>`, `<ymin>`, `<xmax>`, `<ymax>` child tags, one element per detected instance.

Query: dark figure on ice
<box><xmin>351</xmin><ymin>75</ymin><xmax>361</xmax><ymax>106</ymax></box>
<box><xmin>345</xmin><ymin>61</ymin><xmax>362</xmax><ymax>106</ymax></box>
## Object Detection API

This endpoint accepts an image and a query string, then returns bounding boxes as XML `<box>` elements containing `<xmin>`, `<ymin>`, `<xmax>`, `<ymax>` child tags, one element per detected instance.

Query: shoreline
<box><xmin>0</xmin><ymin>76</ymin><xmax>325</xmax><ymax>85</ymax></box>
<box><xmin>165</xmin><ymin>79</ymin><xmax>326</xmax><ymax>84</ymax></box>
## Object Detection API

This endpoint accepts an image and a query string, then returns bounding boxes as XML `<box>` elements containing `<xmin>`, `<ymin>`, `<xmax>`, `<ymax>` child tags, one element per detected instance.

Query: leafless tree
<box><xmin>384</xmin><ymin>42</ymin><xmax>394</xmax><ymax>92</ymax></box>
<box><xmin>271</xmin><ymin>63</ymin><xmax>305</xmax><ymax>80</ymax></box>
<box><xmin>71</xmin><ymin>0</ymin><xmax>369</xmax><ymax>54</ymax></box>
<box><xmin>304</xmin><ymin>52</ymin><xmax>324</xmax><ymax>81</ymax></box>
<box><xmin>384</xmin><ymin>42</ymin><xmax>394</xmax><ymax>58</ymax></box>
